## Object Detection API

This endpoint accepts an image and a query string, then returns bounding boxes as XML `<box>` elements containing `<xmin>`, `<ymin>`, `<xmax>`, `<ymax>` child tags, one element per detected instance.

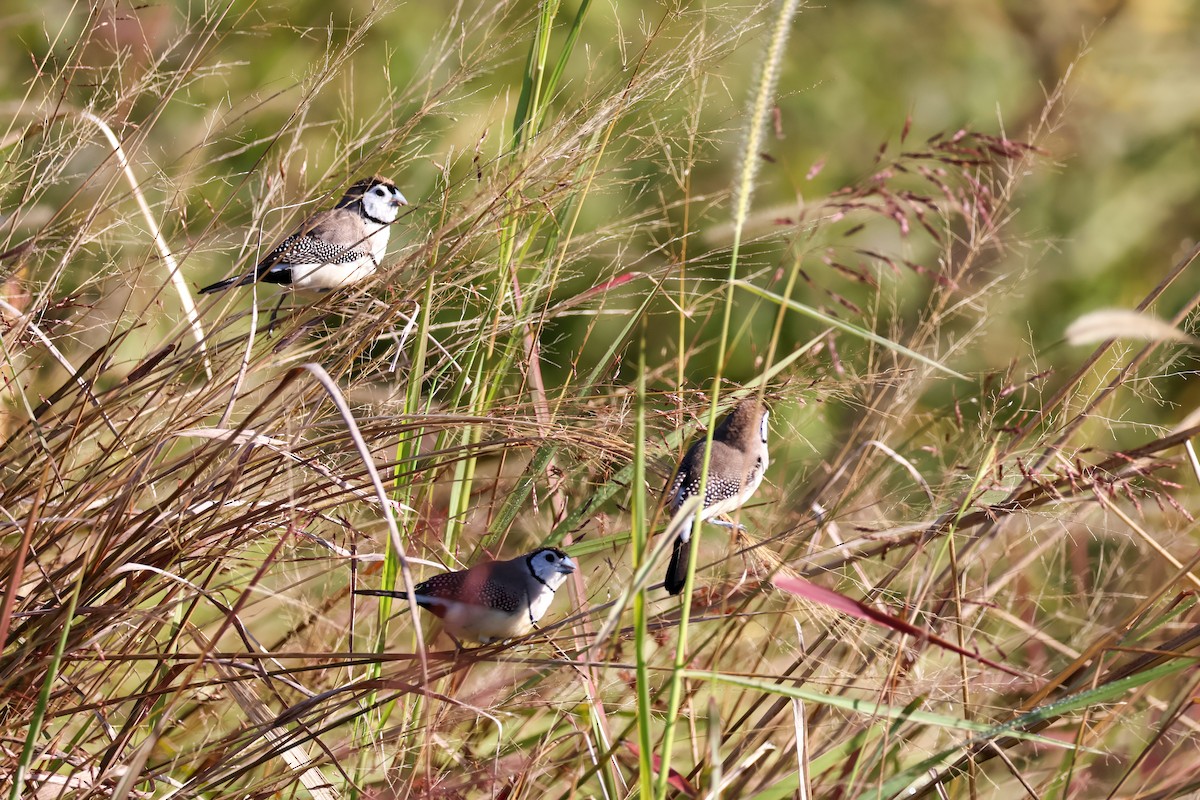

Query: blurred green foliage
<box><xmin>1</xmin><ymin>0</ymin><xmax>1198</xmax><ymax>444</ymax></box>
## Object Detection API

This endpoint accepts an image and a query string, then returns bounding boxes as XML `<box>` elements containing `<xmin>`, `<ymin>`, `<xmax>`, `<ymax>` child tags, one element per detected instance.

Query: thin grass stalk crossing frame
<box><xmin>632</xmin><ymin>323</ymin><xmax>655</xmax><ymax>798</ymax></box>
<box><xmin>657</xmin><ymin>1</ymin><xmax>802</xmax><ymax>795</ymax></box>
<box><xmin>299</xmin><ymin>363</ymin><xmax>428</xmax><ymax>684</ymax></box>
<box><xmin>77</xmin><ymin>109</ymin><xmax>212</xmax><ymax>379</ymax></box>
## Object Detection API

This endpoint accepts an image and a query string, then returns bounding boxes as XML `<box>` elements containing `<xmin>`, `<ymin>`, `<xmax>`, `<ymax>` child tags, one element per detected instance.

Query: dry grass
<box><xmin>4</xmin><ymin>2</ymin><xmax>1200</xmax><ymax>799</ymax></box>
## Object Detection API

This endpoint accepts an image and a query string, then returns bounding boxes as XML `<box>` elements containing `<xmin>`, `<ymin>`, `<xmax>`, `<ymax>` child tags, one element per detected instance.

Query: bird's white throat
<box><xmin>362</xmin><ymin>187</ymin><xmax>406</xmax><ymax>224</ymax></box>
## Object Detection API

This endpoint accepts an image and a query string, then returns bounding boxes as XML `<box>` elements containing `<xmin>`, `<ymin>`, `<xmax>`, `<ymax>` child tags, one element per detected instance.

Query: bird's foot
<box><xmin>266</xmin><ymin>295</ymin><xmax>288</xmax><ymax>335</ymax></box>
<box><xmin>271</xmin><ymin>314</ymin><xmax>329</xmax><ymax>352</ymax></box>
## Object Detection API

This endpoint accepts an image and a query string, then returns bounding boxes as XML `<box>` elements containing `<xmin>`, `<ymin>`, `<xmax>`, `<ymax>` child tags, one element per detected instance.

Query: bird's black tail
<box><xmin>664</xmin><ymin>536</ymin><xmax>691</xmax><ymax>595</ymax></box>
<box><xmin>199</xmin><ymin>275</ymin><xmax>243</xmax><ymax>294</ymax></box>
<box><xmin>354</xmin><ymin>588</ymin><xmax>410</xmax><ymax>601</ymax></box>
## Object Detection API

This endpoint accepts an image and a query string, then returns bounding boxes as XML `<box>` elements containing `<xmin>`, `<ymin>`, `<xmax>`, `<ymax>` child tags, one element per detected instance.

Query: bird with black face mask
<box><xmin>200</xmin><ymin>176</ymin><xmax>407</xmax><ymax>295</ymax></box>
<box><xmin>356</xmin><ymin>547</ymin><xmax>577</xmax><ymax>646</ymax></box>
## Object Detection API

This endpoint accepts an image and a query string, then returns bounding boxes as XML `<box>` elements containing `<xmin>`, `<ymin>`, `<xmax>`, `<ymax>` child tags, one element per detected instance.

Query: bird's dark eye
<box><xmin>544</xmin><ymin>553</ymin><xmax>555</xmax><ymax>562</ymax></box>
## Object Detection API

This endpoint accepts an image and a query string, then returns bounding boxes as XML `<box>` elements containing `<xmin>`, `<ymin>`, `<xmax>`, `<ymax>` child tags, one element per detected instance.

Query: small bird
<box><xmin>355</xmin><ymin>547</ymin><xmax>577</xmax><ymax>645</ymax></box>
<box><xmin>663</xmin><ymin>398</ymin><xmax>770</xmax><ymax>595</ymax></box>
<box><xmin>200</xmin><ymin>176</ymin><xmax>407</xmax><ymax>294</ymax></box>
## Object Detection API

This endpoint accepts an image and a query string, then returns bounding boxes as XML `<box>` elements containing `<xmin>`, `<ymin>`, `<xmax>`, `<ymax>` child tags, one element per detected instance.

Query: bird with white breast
<box><xmin>200</xmin><ymin>176</ymin><xmax>407</xmax><ymax>294</ymax></box>
<box><xmin>355</xmin><ymin>547</ymin><xmax>577</xmax><ymax>646</ymax></box>
<box><xmin>663</xmin><ymin>397</ymin><xmax>770</xmax><ymax>596</ymax></box>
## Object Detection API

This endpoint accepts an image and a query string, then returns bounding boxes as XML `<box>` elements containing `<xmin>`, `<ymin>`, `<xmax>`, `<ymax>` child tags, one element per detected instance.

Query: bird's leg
<box><xmin>271</xmin><ymin>313</ymin><xmax>331</xmax><ymax>353</ymax></box>
<box><xmin>716</xmin><ymin>516</ymin><xmax>761</xmax><ymax>587</ymax></box>
<box><xmin>266</xmin><ymin>293</ymin><xmax>288</xmax><ymax>335</ymax></box>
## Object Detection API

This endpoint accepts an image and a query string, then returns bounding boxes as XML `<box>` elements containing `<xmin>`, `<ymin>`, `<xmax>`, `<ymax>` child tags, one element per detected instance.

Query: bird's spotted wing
<box><xmin>667</xmin><ymin>469</ymin><xmax>689</xmax><ymax>512</ymax></box>
<box><xmin>414</xmin><ymin>567</ymin><xmax>524</xmax><ymax>615</ymax></box>
<box><xmin>412</xmin><ymin>570</ymin><xmax>469</xmax><ymax>600</ymax></box>
<box><xmin>464</xmin><ymin>567</ymin><xmax>524</xmax><ymax>614</ymax></box>
<box><xmin>268</xmin><ymin>234</ymin><xmax>368</xmax><ymax>267</ymax></box>
<box><xmin>254</xmin><ymin>208</ymin><xmax>373</xmax><ymax>282</ymax></box>
<box><xmin>701</xmin><ymin>474</ymin><xmax>744</xmax><ymax>507</ymax></box>
<box><xmin>667</xmin><ymin>441</ymin><xmax>704</xmax><ymax>510</ymax></box>
<box><xmin>668</xmin><ymin>441</ymin><xmax>745</xmax><ymax>511</ymax></box>
<box><xmin>400</xmin><ymin>570</ymin><xmax>465</xmax><ymax>620</ymax></box>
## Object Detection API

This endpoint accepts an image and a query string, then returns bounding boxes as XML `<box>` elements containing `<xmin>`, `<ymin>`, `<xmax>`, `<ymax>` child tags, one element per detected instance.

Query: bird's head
<box><xmin>344</xmin><ymin>176</ymin><xmax>408</xmax><ymax>224</ymax></box>
<box><xmin>527</xmin><ymin>547</ymin><xmax>576</xmax><ymax>591</ymax></box>
<box><xmin>717</xmin><ymin>397</ymin><xmax>770</xmax><ymax>450</ymax></box>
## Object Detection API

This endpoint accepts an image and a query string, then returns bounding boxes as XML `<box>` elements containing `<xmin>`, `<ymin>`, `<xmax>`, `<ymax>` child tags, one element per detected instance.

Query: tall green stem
<box><xmin>655</xmin><ymin>1</ymin><xmax>802</xmax><ymax>796</ymax></box>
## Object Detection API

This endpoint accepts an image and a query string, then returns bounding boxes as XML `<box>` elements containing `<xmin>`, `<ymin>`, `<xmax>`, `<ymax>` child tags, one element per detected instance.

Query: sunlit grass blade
<box><xmin>489</xmin><ymin>277</ymin><xmax>665</xmax><ymax>547</ymax></box>
<box><xmin>1065</xmin><ymin>307</ymin><xmax>1200</xmax><ymax>347</ymax></box>
<box><xmin>735</xmin><ymin>280</ymin><xmax>968</xmax><ymax>380</ymax></box>
<box><xmin>682</xmin><ymin>671</ymin><xmax>1088</xmax><ymax>751</ymax></box>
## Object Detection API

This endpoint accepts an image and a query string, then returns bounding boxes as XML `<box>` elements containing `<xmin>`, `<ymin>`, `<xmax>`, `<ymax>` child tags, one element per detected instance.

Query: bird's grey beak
<box><xmin>392</xmin><ymin>193</ymin><xmax>408</xmax><ymax>207</ymax></box>
<box><xmin>558</xmin><ymin>556</ymin><xmax>577</xmax><ymax>575</ymax></box>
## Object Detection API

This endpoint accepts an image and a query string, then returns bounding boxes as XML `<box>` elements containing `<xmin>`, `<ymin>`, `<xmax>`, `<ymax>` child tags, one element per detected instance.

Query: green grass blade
<box><xmin>861</xmin><ymin>657</ymin><xmax>1200</xmax><ymax>798</ymax></box>
<box><xmin>540</xmin><ymin>0</ymin><xmax>593</xmax><ymax>133</ymax></box>
<box><xmin>632</xmin><ymin>324</ymin><xmax>654</xmax><ymax>798</ymax></box>
<box><xmin>8</xmin><ymin>571</ymin><xmax>82</xmax><ymax>800</ymax></box>
<box><xmin>486</xmin><ymin>278</ymin><xmax>665</xmax><ymax>547</ymax></box>
<box><xmin>682</xmin><ymin>671</ymin><xmax>1085</xmax><ymax>751</ymax></box>
<box><xmin>735</xmin><ymin>280</ymin><xmax>968</xmax><ymax>380</ymax></box>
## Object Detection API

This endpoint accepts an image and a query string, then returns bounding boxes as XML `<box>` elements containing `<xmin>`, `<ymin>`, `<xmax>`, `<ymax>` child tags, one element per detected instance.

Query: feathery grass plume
<box><xmin>730</xmin><ymin>0</ymin><xmax>804</xmax><ymax>251</ymax></box>
<box><xmin>1065</xmin><ymin>307</ymin><xmax>1200</xmax><ymax>347</ymax></box>
<box><xmin>657</xmin><ymin>2</ymin><xmax>802</xmax><ymax>797</ymax></box>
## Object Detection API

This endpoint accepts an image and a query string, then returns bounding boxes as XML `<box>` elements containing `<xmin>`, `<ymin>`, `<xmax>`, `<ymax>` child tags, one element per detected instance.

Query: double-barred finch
<box><xmin>200</xmin><ymin>176</ymin><xmax>407</xmax><ymax>294</ymax></box>
<box><xmin>663</xmin><ymin>398</ymin><xmax>770</xmax><ymax>595</ymax></box>
<box><xmin>355</xmin><ymin>547</ymin><xmax>576</xmax><ymax>645</ymax></box>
